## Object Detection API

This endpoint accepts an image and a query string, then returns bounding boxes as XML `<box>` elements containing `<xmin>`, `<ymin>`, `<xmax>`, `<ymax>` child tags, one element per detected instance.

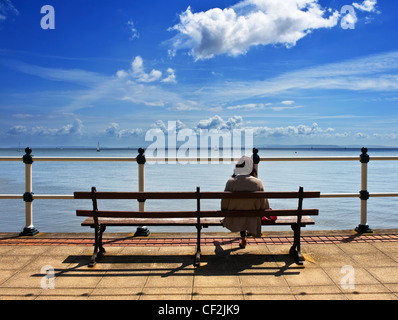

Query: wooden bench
<box><xmin>74</xmin><ymin>187</ymin><xmax>320</xmax><ymax>267</ymax></box>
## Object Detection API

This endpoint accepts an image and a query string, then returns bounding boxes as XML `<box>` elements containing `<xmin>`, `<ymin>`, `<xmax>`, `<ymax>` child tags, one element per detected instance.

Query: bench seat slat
<box><xmin>81</xmin><ymin>215</ymin><xmax>315</xmax><ymax>227</ymax></box>
<box><xmin>76</xmin><ymin>209</ymin><xmax>318</xmax><ymax>218</ymax></box>
<box><xmin>74</xmin><ymin>191</ymin><xmax>320</xmax><ymax>200</ymax></box>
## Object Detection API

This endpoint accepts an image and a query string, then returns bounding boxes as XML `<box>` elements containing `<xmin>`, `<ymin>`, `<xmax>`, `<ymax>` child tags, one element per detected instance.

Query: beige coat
<box><xmin>221</xmin><ymin>175</ymin><xmax>269</xmax><ymax>237</ymax></box>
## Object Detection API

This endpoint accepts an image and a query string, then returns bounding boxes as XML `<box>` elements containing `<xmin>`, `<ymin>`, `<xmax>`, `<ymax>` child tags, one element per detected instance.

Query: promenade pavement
<box><xmin>0</xmin><ymin>229</ymin><xmax>397</xmax><ymax>301</ymax></box>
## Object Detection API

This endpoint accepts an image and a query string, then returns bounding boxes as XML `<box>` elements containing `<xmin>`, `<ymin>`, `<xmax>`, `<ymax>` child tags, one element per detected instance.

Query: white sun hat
<box><xmin>233</xmin><ymin>156</ymin><xmax>253</xmax><ymax>176</ymax></box>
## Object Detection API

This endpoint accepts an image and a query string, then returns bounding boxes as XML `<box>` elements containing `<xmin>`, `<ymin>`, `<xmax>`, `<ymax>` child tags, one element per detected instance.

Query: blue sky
<box><xmin>0</xmin><ymin>0</ymin><xmax>397</xmax><ymax>148</ymax></box>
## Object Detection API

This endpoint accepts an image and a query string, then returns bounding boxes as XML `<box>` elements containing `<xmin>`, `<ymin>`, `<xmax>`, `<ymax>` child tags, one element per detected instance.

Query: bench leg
<box><xmin>194</xmin><ymin>251</ymin><xmax>201</xmax><ymax>267</ymax></box>
<box><xmin>89</xmin><ymin>252</ymin><xmax>98</xmax><ymax>268</ymax></box>
<box><xmin>194</xmin><ymin>225</ymin><xmax>202</xmax><ymax>267</ymax></box>
<box><xmin>89</xmin><ymin>226</ymin><xmax>99</xmax><ymax>267</ymax></box>
<box><xmin>290</xmin><ymin>224</ymin><xmax>304</xmax><ymax>265</ymax></box>
<box><xmin>98</xmin><ymin>225</ymin><xmax>106</xmax><ymax>257</ymax></box>
<box><xmin>89</xmin><ymin>225</ymin><xmax>106</xmax><ymax>267</ymax></box>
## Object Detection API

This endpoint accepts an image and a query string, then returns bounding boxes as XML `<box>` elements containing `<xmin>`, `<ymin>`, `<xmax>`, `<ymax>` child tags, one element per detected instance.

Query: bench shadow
<box><xmin>31</xmin><ymin>241</ymin><xmax>303</xmax><ymax>279</ymax></box>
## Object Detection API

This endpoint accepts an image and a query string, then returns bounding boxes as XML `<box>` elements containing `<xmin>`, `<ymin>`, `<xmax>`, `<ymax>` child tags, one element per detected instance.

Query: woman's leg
<box><xmin>239</xmin><ymin>231</ymin><xmax>247</xmax><ymax>248</ymax></box>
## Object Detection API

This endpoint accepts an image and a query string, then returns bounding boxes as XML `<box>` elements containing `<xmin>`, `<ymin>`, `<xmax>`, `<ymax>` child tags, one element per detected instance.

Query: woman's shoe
<box><xmin>239</xmin><ymin>238</ymin><xmax>247</xmax><ymax>248</ymax></box>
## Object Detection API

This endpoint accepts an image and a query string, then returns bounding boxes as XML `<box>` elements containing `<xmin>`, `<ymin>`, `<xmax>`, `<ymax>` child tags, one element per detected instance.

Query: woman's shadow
<box><xmin>194</xmin><ymin>240</ymin><xmax>303</xmax><ymax>277</ymax></box>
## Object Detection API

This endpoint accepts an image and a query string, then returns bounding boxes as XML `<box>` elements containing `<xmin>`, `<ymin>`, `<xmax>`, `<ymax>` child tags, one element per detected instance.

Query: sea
<box><xmin>1</xmin><ymin>147</ymin><xmax>398</xmax><ymax>233</ymax></box>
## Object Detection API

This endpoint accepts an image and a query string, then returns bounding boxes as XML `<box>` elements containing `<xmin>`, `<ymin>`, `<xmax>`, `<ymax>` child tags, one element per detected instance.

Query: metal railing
<box><xmin>0</xmin><ymin>147</ymin><xmax>398</xmax><ymax>235</ymax></box>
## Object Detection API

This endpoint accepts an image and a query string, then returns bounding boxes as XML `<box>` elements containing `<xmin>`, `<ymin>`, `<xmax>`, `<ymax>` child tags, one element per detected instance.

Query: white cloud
<box><xmin>12</xmin><ymin>61</ymin><xmax>108</xmax><ymax>87</ymax></box>
<box><xmin>269</xmin><ymin>100</ymin><xmax>304</xmax><ymax>111</ymax></box>
<box><xmin>8</xmin><ymin>119</ymin><xmax>83</xmax><ymax>136</ymax></box>
<box><xmin>9</xmin><ymin>57</ymin><xmax>181</xmax><ymax>111</ymax></box>
<box><xmin>120</xmin><ymin>95</ymin><xmax>165</xmax><ymax>107</ymax></box>
<box><xmin>146</xmin><ymin>116</ymin><xmax>244</xmax><ymax>135</ymax></box>
<box><xmin>120</xmin><ymin>80</ymin><xmax>178</xmax><ymax>107</ymax></box>
<box><xmin>270</xmin><ymin>105</ymin><xmax>304</xmax><ymax>111</ymax></box>
<box><xmin>131</xmin><ymin>56</ymin><xmax>144</xmax><ymax>73</ymax></box>
<box><xmin>126</xmin><ymin>20</ymin><xmax>139</xmax><ymax>40</ymax></box>
<box><xmin>226</xmin><ymin>101</ymin><xmax>303</xmax><ymax>111</ymax></box>
<box><xmin>251</xmin><ymin>122</ymin><xmax>334</xmax><ymax>137</ymax></box>
<box><xmin>0</xmin><ymin>0</ymin><xmax>19</xmax><ymax>21</ymax></box>
<box><xmin>131</xmin><ymin>56</ymin><xmax>162</xmax><ymax>83</ymax></box>
<box><xmin>197</xmin><ymin>115</ymin><xmax>226</xmax><ymax>130</ymax></box>
<box><xmin>116</xmin><ymin>56</ymin><xmax>177</xmax><ymax>84</ymax></box>
<box><xmin>227</xmin><ymin>103</ymin><xmax>264</xmax><ymax>111</ymax></box>
<box><xmin>196</xmin><ymin>50</ymin><xmax>398</xmax><ymax>101</ymax></box>
<box><xmin>162</xmin><ymin>68</ymin><xmax>177</xmax><ymax>83</ymax></box>
<box><xmin>116</xmin><ymin>69</ymin><xmax>128</xmax><ymax>79</ymax></box>
<box><xmin>355</xmin><ymin>132</ymin><xmax>369</xmax><ymax>139</ymax></box>
<box><xmin>33</xmin><ymin>119</ymin><xmax>83</xmax><ymax>136</ymax></box>
<box><xmin>105</xmin><ymin>122</ymin><xmax>120</xmax><ymax>136</ymax></box>
<box><xmin>196</xmin><ymin>115</ymin><xmax>243</xmax><ymax>131</ymax></box>
<box><xmin>7</xmin><ymin>125</ymin><xmax>27</xmax><ymax>135</ymax></box>
<box><xmin>225</xmin><ymin>115</ymin><xmax>244</xmax><ymax>130</ymax></box>
<box><xmin>151</xmin><ymin>120</ymin><xmax>168</xmax><ymax>133</ymax></box>
<box><xmin>138</xmin><ymin>117</ymin><xmax>367</xmax><ymax>141</ymax></box>
<box><xmin>12</xmin><ymin>113</ymin><xmax>34</xmax><ymax>119</ymax></box>
<box><xmin>150</xmin><ymin>120</ymin><xmax>186</xmax><ymax>134</ymax></box>
<box><xmin>105</xmin><ymin>122</ymin><xmax>144</xmax><ymax>138</ymax></box>
<box><xmin>169</xmin><ymin>0</ymin><xmax>339</xmax><ymax>60</ymax></box>
<box><xmin>67</xmin><ymin>119</ymin><xmax>83</xmax><ymax>135</ymax></box>
<box><xmin>169</xmin><ymin>100</ymin><xmax>200</xmax><ymax>111</ymax></box>
<box><xmin>98</xmin><ymin>117</ymin><xmax>398</xmax><ymax>144</ymax></box>
<box><xmin>352</xmin><ymin>0</ymin><xmax>378</xmax><ymax>13</ymax></box>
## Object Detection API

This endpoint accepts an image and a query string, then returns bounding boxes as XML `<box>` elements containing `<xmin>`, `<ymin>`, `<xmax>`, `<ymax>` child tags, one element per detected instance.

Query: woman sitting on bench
<box><xmin>221</xmin><ymin>156</ymin><xmax>275</xmax><ymax>248</ymax></box>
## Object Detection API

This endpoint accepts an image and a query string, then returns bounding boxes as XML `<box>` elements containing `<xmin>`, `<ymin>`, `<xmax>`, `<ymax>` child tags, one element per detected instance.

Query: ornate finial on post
<box><xmin>360</xmin><ymin>147</ymin><xmax>369</xmax><ymax>163</ymax></box>
<box><xmin>252</xmin><ymin>147</ymin><xmax>260</xmax><ymax>164</ymax></box>
<box><xmin>23</xmin><ymin>147</ymin><xmax>34</xmax><ymax>164</ymax></box>
<box><xmin>136</xmin><ymin>147</ymin><xmax>146</xmax><ymax>165</ymax></box>
<box><xmin>134</xmin><ymin>147</ymin><xmax>149</xmax><ymax>237</ymax></box>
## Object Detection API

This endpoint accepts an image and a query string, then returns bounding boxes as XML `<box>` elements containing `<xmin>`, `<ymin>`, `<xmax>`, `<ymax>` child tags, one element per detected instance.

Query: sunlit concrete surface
<box><xmin>0</xmin><ymin>229</ymin><xmax>397</xmax><ymax>300</ymax></box>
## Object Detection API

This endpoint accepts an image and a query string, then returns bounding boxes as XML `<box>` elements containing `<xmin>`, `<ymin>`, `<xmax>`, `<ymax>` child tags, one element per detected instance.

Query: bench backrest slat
<box><xmin>76</xmin><ymin>208</ymin><xmax>319</xmax><ymax>219</ymax></box>
<box><xmin>74</xmin><ymin>191</ymin><xmax>320</xmax><ymax>200</ymax></box>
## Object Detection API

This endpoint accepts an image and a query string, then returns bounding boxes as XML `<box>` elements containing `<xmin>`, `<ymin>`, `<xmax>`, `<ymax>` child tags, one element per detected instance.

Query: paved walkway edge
<box><xmin>1</xmin><ymin>229</ymin><xmax>398</xmax><ymax>246</ymax></box>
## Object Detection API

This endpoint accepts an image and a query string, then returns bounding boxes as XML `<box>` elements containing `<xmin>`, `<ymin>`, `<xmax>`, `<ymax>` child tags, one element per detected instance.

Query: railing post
<box><xmin>20</xmin><ymin>147</ymin><xmax>39</xmax><ymax>236</ymax></box>
<box><xmin>355</xmin><ymin>147</ymin><xmax>372</xmax><ymax>233</ymax></box>
<box><xmin>134</xmin><ymin>148</ymin><xmax>150</xmax><ymax>236</ymax></box>
<box><xmin>252</xmin><ymin>147</ymin><xmax>260</xmax><ymax>177</ymax></box>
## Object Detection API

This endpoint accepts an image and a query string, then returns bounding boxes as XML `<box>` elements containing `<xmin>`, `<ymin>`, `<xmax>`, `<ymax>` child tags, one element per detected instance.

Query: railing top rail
<box><xmin>259</xmin><ymin>156</ymin><xmax>360</xmax><ymax>161</ymax></box>
<box><xmin>0</xmin><ymin>156</ymin><xmax>21</xmax><ymax>161</ymax></box>
<box><xmin>2</xmin><ymin>192</ymin><xmax>398</xmax><ymax>200</ymax></box>
<box><xmin>0</xmin><ymin>156</ymin><xmax>136</xmax><ymax>162</ymax></box>
<box><xmin>2</xmin><ymin>155</ymin><xmax>398</xmax><ymax>162</ymax></box>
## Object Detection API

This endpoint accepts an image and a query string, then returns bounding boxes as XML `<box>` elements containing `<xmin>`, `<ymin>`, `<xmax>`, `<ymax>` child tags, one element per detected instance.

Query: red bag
<box><xmin>261</xmin><ymin>208</ymin><xmax>277</xmax><ymax>225</ymax></box>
